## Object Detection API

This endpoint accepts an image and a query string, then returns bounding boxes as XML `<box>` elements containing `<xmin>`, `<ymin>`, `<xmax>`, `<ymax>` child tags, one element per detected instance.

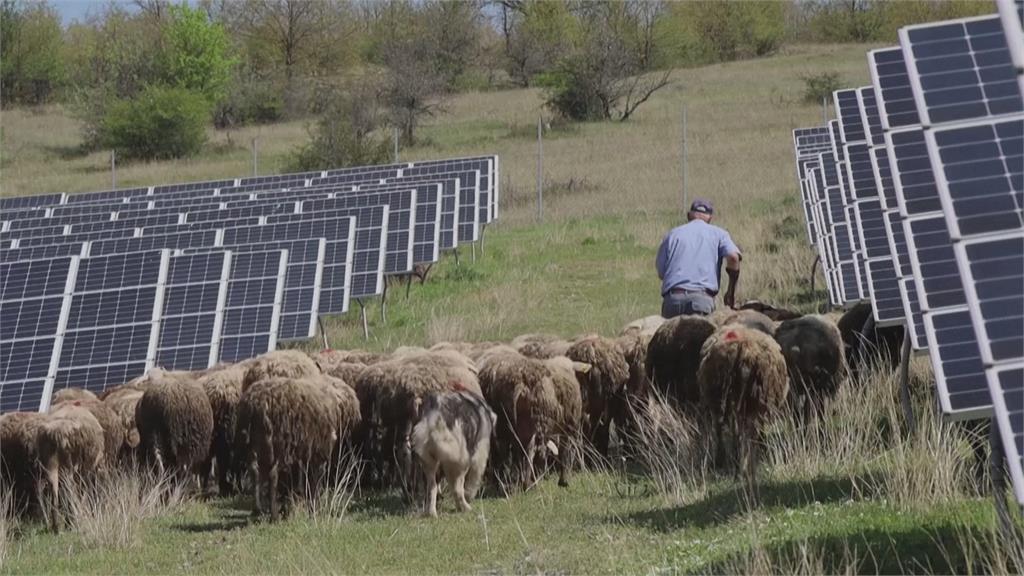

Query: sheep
<box><xmin>36</xmin><ymin>403</ymin><xmax>105</xmax><ymax>532</ymax></box>
<box><xmin>235</xmin><ymin>377</ymin><xmax>340</xmax><ymax>521</ymax></box>
<box><xmin>135</xmin><ymin>368</ymin><xmax>214</xmax><ymax>481</ymax></box>
<box><xmin>477</xmin><ymin>348</ymin><xmax>562</xmax><ymax>487</ymax></box>
<box><xmin>242</xmin><ymin>350</ymin><xmax>322</xmax><ymax>390</ymax></box>
<box><xmin>101</xmin><ymin>386</ymin><xmax>145</xmax><ymax>461</ymax></box>
<box><xmin>613</xmin><ymin>332</ymin><xmax>651</xmax><ymax>448</ymax></box>
<box><xmin>737</xmin><ymin>300</ymin><xmax>803</xmax><ymax>322</ymax></box>
<box><xmin>619</xmin><ymin>315</ymin><xmax>666</xmax><ymax>339</ymax></box>
<box><xmin>321</xmin><ymin>361</ymin><xmax>367</xmax><ymax>390</ymax></box>
<box><xmin>709</xmin><ymin>308</ymin><xmax>777</xmax><ymax>335</ymax></box>
<box><xmin>197</xmin><ymin>363</ymin><xmax>247</xmax><ymax>495</ymax></box>
<box><xmin>645</xmin><ymin>315</ymin><xmax>717</xmax><ymax>408</ymax></box>
<box><xmin>0</xmin><ymin>412</ymin><xmax>47</xmax><ymax>517</ymax></box>
<box><xmin>837</xmin><ymin>302</ymin><xmax>904</xmax><ymax>379</ymax></box>
<box><xmin>50</xmin><ymin>397</ymin><xmax>123</xmax><ymax>469</ymax></box>
<box><xmin>411</xmin><ymin>390</ymin><xmax>496</xmax><ymax>517</ymax></box>
<box><xmin>315</xmin><ymin>349</ymin><xmax>388</xmax><ymax>370</ymax></box>
<box><xmin>774</xmin><ymin>315</ymin><xmax>846</xmax><ymax>423</ymax></box>
<box><xmin>50</xmin><ymin>387</ymin><xmax>98</xmax><ymax>405</ymax></box>
<box><xmin>512</xmin><ymin>333</ymin><xmax>572</xmax><ymax>360</ymax></box>
<box><xmin>540</xmin><ymin>356</ymin><xmax>588</xmax><ymax>487</ymax></box>
<box><xmin>698</xmin><ymin>324</ymin><xmax>789</xmax><ymax>502</ymax></box>
<box><xmin>356</xmin><ymin>351</ymin><xmax>482</xmax><ymax>492</ymax></box>
<box><xmin>565</xmin><ymin>335</ymin><xmax>629</xmax><ymax>457</ymax></box>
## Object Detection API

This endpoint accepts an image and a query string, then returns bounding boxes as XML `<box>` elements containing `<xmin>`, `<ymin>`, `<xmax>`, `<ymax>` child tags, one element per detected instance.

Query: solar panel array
<box><xmin>0</xmin><ymin>155</ymin><xmax>499</xmax><ymax>412</ymax></box>
<box><xmin>791</xmin><ymin>0</ymin><xmax>1022</xmax><ymax>505</ymax></box>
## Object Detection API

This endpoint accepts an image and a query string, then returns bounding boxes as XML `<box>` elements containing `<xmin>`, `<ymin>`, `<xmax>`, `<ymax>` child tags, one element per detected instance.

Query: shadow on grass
<box><xmin>620</xmin><ymin>474</ymin><xmax>868</xmax><ymax>531</ymax></box>
<box><xmin>172</xmin><ymin>517</ymin><xmax>250</xmax><ymax>533</ymax></box>
<box><xmin>697</xmin><ymin>520</ymin><xmax>1001</xmax><ymax>575</ymax></box>
<box><xmin>42</xmin><ymin>143</ymin><xmax>92</xmax><ymax>160</ymax></box>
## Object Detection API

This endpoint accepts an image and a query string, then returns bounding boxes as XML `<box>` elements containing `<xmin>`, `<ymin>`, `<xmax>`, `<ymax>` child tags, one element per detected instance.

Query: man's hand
<box><xmin>723</xmin><ymin>289</ymin><xmax>736</xmax><ymax>309</ymax></box>
<box><xmin>724</xmin><ymin>255</ymin><xmax>740</xmax><ymax>309</ymax></box>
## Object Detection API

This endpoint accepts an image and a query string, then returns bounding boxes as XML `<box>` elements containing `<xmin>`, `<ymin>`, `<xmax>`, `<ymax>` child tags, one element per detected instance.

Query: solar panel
<box><xmin>267</xmin><ymin>206</ymin><xmax>389</xmax><ymax>299</ymax></box>
<box><xmin>0</xmin><ymin>243</ymin><xmax>88</xmax><ymax>263</ymax></box>
<box><xmin>0</xmin><ymin>256</ymin><xmax>77</xmax><ymax>413</ymax></box>
<box><xmin>858</xmin><ymin>87</ymin><xmax>885</xmax><ymax>147</ymax></box>
<box><xmin>1</xmin><ymin>225</ymin><xmax>67</xmax><ymax>241</ymax></box>
<box><xmin>66</xmin><ymin>187</ymin><xmax>149</xmax><ymax>205</ymax></box>
<box><xmin>987</xmin><ymin>362</ymin><xmax>1024</xmax><ymax>504</ymax></box>
<box><xmin>954</xmin><ymin>234</ymin><xmax>1024</xmax><ymax>366</ymax></box>
<box><xmin>924</xmin><ymin>308</ymin><xmax>990</xmax><ymax>417</ymax></box>
<box><xmin>14</xmin><ymin>228</ymin><xmax>138</xmax><ymax>249</ymax></box>
<box><xmin>926</xmin><ymin>118</ymin><xmax>1024</xmax><ymax>239</ymax></box>
<box><xmin>53</xmin><ymin>251</ymin><xmax>168</xmax><ymax>397</ymax></box>
<box><xmin>834</xmin><ymin>89</ymin><xmax>867</xmax><ymax>144</ymax></box>
<box><xmin>407</xmin><ymin>156</ymin><xmax>498</xmax><ymax>224</ymax></box>
<box><xmin>347</xmin><ymin>182</ymin><xmax>444</xmax><ymax>262</ymax></box>
<box><xmin>900</xmin><ymin>278</ymin><xmax>929</xmax><ymax>350</ymax></box>
<box><xmin>6</xmin><ymin>212</ymin><xmax>113</xmax><ymax>231</ymax></box>
<box><xmin>0</xmin><ymin>193</ymin><xmax>65</xmax><ymax>211</ymax></box>
<box><xmin>153</xmin><ymin>179</ymin><xmax>237</xmax><ymax>195</ymax></box>
<box><xmin>303</xmin><ymin>190</ymin><xmax>417</xmax><ymax>274</ymax></box>
<box><xmin>218</xmin><ymin>250</ymin><xmax>288</xmax><ymax>363</ymax></box>
<box><xmin>221</xmin><ymin>218</ymin><xmax>356</xmax><ymax>316</ymax></box>
<box><xmin>377</xmin><ymin>176</ymin><xmax>462</xmax><ymax>249</ymax></box>
<box><xmin>89</xmin><ymin>230</ymin><xmax>220</xmax><ymax>256</ymax></box>
<box><xmin>901</xmin><ymin>15</ymin><xmax>1023</xmax><ymax>126</ymax></box>
<box><xmin>869</xmin><ymin>47</ymin><xmax>922</xmax><ymax>130</ymax></box>
<box><xmin>155</xmin><ymin>251</ymin><xmax>231</xmax><ymax>371</ymax></box>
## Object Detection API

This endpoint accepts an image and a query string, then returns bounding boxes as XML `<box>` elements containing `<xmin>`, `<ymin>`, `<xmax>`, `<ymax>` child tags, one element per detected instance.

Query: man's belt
<box><xmin>668</xmin><ymin>286</ymin><xmax>714</xmax><ymax>297</ymax></box>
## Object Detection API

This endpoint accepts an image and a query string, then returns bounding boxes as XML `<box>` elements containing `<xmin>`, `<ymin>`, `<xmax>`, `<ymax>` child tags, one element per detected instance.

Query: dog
<box><xmin>411</xmin><ymin>390</ymin><xmax>496</xmax><ymax>517</ymax></box>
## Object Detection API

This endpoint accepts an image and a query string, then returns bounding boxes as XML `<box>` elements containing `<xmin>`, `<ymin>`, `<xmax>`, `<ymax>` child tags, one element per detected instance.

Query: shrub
<box><xmin>801</xmin><ymin>71</ymin><xmax>842</xmax><ymax>105</ymax></box>
<box><xmin>286</xmin><ymin>85</ymin><xmax>391</xmax><ymax>172</ymax></box>
<box><xmin>213</xmin><ymin>77</ymin><xmax>284</xmax><ymax>128</ymax></box>
<box><xmin>101</xmin><ymin>85</ymin><xmax>210</xmax><ymax>160</ymax></box>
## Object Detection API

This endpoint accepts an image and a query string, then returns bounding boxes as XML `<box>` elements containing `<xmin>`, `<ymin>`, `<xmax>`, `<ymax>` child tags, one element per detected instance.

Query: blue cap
<box><xmin>690</xmin><ymin>198</ymin><xmax>714</xmax><ymax>215</ymax></box>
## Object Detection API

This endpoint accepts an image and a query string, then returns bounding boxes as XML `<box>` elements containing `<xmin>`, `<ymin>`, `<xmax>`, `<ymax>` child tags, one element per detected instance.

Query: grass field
<box><xmin>2</xmin><ymin>43</ymin><xmax>1022</xmax><ymax>574</ymax></box>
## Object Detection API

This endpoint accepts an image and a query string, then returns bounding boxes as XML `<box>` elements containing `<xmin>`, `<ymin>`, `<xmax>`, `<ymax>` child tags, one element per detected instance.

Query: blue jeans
<box><xmin>661</xmin><ymin>290</ymin><xmax>715</xmax><ymax>318</ymax></box>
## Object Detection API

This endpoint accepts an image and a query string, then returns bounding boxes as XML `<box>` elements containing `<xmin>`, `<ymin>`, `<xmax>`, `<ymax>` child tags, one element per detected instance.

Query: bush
<box><xmin>213</xmin><ymin>77</ymin><xmax>284</xmax><ymax>128</ymax></box>
<box><xmin>286</xmin><ymin>85</ymin><xmax>391</xmax><ymax>172</ymax></box>
<box><xmin>101</xmin><ymin>85</ymin><xmax>210</xmax><ymax>160</ymax></box>
<box><xmin>801</xmin><ymin>71</ymin><xmax>842</xmax><ymax>105</ymax></box>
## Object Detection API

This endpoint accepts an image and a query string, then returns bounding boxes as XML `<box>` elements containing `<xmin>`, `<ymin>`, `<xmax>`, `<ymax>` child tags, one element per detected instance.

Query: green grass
<box><xmin>3</xmin><ymin>43</ymin><xmax>1022</xmax><ymax>574</ymax></box>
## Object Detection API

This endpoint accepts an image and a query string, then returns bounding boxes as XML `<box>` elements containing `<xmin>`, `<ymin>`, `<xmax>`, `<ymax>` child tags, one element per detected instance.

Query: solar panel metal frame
<box><xmin>986</xmin><ymin>362</ymin><xmax>1024</xmax><ymax>505</ymax></box>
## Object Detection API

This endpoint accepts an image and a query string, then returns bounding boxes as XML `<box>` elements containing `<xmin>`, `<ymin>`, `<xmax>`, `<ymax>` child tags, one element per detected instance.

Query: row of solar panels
<box><xmin>0</xmin><ymin>155</ymin><xmax>499</xmax><ymax>413</ymax></box>
<box><xmin>792</xmin><ymin>0</ymin><xmax>1022</xmax><ymax>505</ymax></box>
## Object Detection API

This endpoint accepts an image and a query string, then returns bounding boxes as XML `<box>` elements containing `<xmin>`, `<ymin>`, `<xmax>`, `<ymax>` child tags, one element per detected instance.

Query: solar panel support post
<box><xmin>897</xmin><ymin>328</ymin><xmax>916</xmax><ymax>433</ymax></box>
<box><xmin>317</xmin><ymin>317</ymin><xmax>330</xmax><ymax>350</ymax></box>
<box><xmin>380</xmin><ymin>282</ymin><xmax>388</xmax><ymax>324</ymax></box>
<box><xmin>537</xmin><ymin>115</ymin><xmax>543</xmax><ymax>223</ymax></box>
<box><xmin>809</xmin><ymin>254</ymin><xmax>820</xmax><ymax>301</ymax></box>
<box><xmin>821</xmin><ymin>96</ymin><xmax>828</xmax><ymax>125</ymax></box>
<box><xmin>356</xmin><ymin>299</ymin><xmax>369</xmax><ymax>340</ymax></box>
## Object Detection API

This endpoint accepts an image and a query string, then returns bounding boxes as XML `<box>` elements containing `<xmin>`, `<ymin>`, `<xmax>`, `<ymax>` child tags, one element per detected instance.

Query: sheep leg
<box><xmin>423</xmin><ymin>460</ymin><xmax>440</xmax><ymax>517</ymax></box>
<box><xmin>465</xmin><ymin>456</ymin><xmax>485</xmax><ymax>501</ymax></box>
<box><xmin>557</xmin><ymin>436</ymin><xmax>572</xmax><ymax>488</ymax></box>
<box><xmin>44</xmin><ymin>462</ymin><xmax>60</xmax><ymax>533</ymax></box>
<box><xmin>268</xmin><ymin>462</ymin><xmax>280</xmax><ymax>522</ymax></box>
<box><xmin>451</xmin><ymin>467</ymin><xmax>471</xmax><ymax>513</ymax></box>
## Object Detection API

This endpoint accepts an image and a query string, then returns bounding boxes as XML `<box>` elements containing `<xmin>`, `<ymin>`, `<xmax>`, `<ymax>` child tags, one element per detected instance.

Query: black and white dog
<box><xmin>411</xmin><ymin>390</ymin><xmax>496</xmax><ymax>517</ymax></box>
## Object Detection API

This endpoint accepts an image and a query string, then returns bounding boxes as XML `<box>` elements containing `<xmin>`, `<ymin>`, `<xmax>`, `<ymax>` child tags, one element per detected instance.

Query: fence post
<box><xmin>393</xmin><ymin>128</ymin><xmax>400</xmax><ymax>163</ymax></box>
<box><xmin>822</xmin><ymin>95</ymin><xmax>828</xmax><ymax>124</ymax></box>
<box><xmin>681</xmin><ymin>105</ymin><xmax>687</xmax><ymax>214</ymax></box>
<box><xmin>111</xmin><ymin>150</ymin><xmax>116</xmax><ymax>189</ymax></box>
<box><xmin>252</xmin><ymin>137</ymin><xmax>258</xmax><ymax>177</ymax></box>
<box><xmin>536</xmin><ymin>115</ymin><xmax>543</xmax><ymax>223</ymax></box>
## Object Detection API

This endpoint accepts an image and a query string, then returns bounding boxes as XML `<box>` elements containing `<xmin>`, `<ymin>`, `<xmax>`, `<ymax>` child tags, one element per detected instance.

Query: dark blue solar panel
<box><xmin>907</xmin><ymin>215</ymin><xmax>967</xmax><ymax>311</ymax></box>
<box><xmin>377</xmin><ymin>177</ymin><xmax>460</xmax><ymax>249</ymax></box>
<box><xmin>16</xmin><ymin>228</ymin><xmax>137</xmax><ymax>249</ymax></box>
<box><xmin>869</xmin><ymin>47</ymin><xmax>921</xmax><ymax>130</ymax></box>
<box><xmin>856</xmin><ymin>199</ymin><xmax>889</xmax><ymax>259</ymax></box>
<box><xmin>303</xmin><ymin>191</ymin><xmax>415</xmax><ymax>274</ymax></box>
<box><xmin>872</xmin><ymin>147</ymin><xmax>899</xmax><ymax>210</ymax></box>
<box><xmin>889</xmin><ymin>129</ymin><xmax>942</xmax><ymax>215</ymax></box>
<box><xmin>902</xmin><ymin>16</ymin><xmax>1023</xmax><ymax>126</ymax></box>
<box><xmin>900</xmin><ymin>278</ymin><xmax>928</xmax><ymax>350</ymax></box>
<box><xmin>0</xmin><ymin>243</ymin><xmax>86</xmax><ymax>263</ymax></box>
<box><xmin>930</xmin><ymin>118</ymin><xmax>1024</xmax><ymax>238</ymax></box>
<box><xmin>988</xmin><ymin>362</ymin><xmax>1024</xmax><ymax>505</ymax></box>
<box><xmin>75</xmin><ymin>251</ymin><xmax>163</xmax><ymax>291</ymax></box>
<box><xmin>834</xmin><ymin>89</ymin><xmax>867</xmax><ymax>144</ymax></box>
<box><xmin>962</xmin><ymin>236</ymin><xmax>1024</xmax><ymax>364</ymax></box>
<box><xmin>927</xmin><ymin>308</ymin><xmax>990</xmax><ymax>416</ymax></box>
<box><xmin>1</xmin><ymin>193</ymin><xmax>64</xmax><ymax>211</ymax></box>
<box><xmin>866</xmin><ymin>258</ymin><xmax>905</xmax><ymax>325</ymax></box>
<box><xmin>67</xmin><ymin>187</ymin><xmax>149</xmax><ymax>204</ymax></box>
<box><xmin>153</xmin><ymin>179</ymin><xmax>236</xmax><ymax>195</ymax></box>
<box><xmin>0</xmin><ymin>225</ymin><xmax>65</xmax><ymax>241</ymax></box>
<box><xmin>218</xmin><ymin>250</ymin><xmax>286</xmax><ymax>363</ymax></box>
<box><xmin>89</xmin><ymin>230</ymin><xmax>219</xmax><ymax>257</ymax></box>
<box><xmin>845</xmin><ymin>144</ymin><xmax>879</xmax><ymax>199</ymax></box>
<box><xmin>338</xmin><ymin>184</ymin><xmax>441</xmax><ymax>265</ymax></box>
<box><xmin>1</xmin><ymin>258</ymin><xmax>74</xmax><ymax>300</ymax></box>
<box><xmin>858</xmin><ymin>86</ymin><xmax>885</xmax><ymax>147</ymax></box>
<box><xmin>406</xmin><ymin>156</ymin><xmax>496</xmax><ymax>225</ymax></box>
<box><xmin>156</xmin><ymin>251</ymin><xmax>230</xmax><ymax>370</ymax></box>
<box><xmin>7</xmin><ymin>212</ymin><xmax>111</xmax><ymax>231</ymax></box>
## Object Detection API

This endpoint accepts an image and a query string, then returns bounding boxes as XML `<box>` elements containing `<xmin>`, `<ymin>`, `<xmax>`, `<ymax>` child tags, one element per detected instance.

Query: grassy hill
<box><xmin>2</xmin><ymin>44</ymin><xmax>1021</xmax><ymax>574</ymax></box>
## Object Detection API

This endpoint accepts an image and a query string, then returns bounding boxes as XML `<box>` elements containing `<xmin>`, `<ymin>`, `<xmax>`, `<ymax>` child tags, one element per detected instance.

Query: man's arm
<box><xmin>723</xmin><ymin>252</ymin><xmax>741</xmax><ymax>308</ymax></box>
<box><xmin>655</xmin><ymin>237</ymin><xmax>669</xmax><ymax>280</ymax></box>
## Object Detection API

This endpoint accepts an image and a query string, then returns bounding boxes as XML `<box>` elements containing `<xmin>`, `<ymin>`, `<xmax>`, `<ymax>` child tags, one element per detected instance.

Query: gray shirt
<box><xmin>655</xmin><ymin>220</ymin><xmax>741</xmax><ymax>297</ymax></box>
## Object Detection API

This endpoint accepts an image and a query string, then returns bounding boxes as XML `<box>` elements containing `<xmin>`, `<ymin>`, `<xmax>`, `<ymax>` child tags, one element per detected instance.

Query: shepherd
<box><xmin>655</xmin><ymin>198</ymin><xmax>742</xmax><ymax>318</ymax></box>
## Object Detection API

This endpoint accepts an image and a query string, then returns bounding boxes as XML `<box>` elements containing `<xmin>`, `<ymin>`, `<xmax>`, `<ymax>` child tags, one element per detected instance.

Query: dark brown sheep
<box><xmin>198</xmin><ymin>363</ymin><xmax>247</xmax><ymax>495</ymax></box>
<box><xmin>235</xmin><ymin>377</ymin><xmax>339</xmax><ymax>521</ymax></box>
<box><xmin>135</xmin><ymin>368</ymin><xmax>215</xmax><ymax>480</ymax></box>
<box><xmin>738</xmin><ymin>300</ymin><xmax>803</xmax><ymax>322</ymax></box>
<box><xmin>565</xmin><ymin>335</ymin><xmax>629</xmax><ymax>456</ymax></box>
<box><xmin>645</xmin><ymin>315</ymin><xmax>717</xmax><ymax>408</ymax></box>
<box><xmin>774</xmin><ymin>315</ymin><xmax>846</xmax><ymax>423</ymax></box>
<box><xmin>101</xmin><ymin>386</ymin><xmax>145</xmax><ymax>461</ymax></box>
<box><xmin>698</xmin><ymin>324</ymin><xmax>789</xmax><ymax>503</ymax></box>
<box><xmin>541</xmin><ymin>356</ymin><xmax>588</xmax><ymax>487</ymax></box>
<box><xmin>837</xmin><ymin>302</ymin><xmax>904</xmax><ymax>379</ymax></box>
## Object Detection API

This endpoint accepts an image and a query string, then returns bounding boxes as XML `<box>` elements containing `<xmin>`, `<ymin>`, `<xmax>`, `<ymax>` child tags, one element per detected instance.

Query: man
<box><xmin>655</xmin><ymin>198</ymin><xmax>742</xmax><ymax>318</ymax></box>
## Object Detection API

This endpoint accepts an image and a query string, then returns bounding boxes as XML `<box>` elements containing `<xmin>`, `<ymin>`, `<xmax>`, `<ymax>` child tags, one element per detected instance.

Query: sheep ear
<box><xmin>572</xmin><ymin>361</ymin><xmax>592</xmax><ymax>375</ymax></box>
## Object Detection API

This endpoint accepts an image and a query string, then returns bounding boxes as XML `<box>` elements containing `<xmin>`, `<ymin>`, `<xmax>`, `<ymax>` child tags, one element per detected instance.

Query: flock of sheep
<box><xmin>0</xmin><ymin>300</ymin><xmax>896</xmax><ymax>529</ymax></box>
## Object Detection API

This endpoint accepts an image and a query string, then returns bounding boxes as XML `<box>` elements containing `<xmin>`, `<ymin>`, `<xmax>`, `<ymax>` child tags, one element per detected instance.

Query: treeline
<box><xmin>0</xmin><ymin>0</ymin><xmax>994</xmax><ymax>163</ymax></box>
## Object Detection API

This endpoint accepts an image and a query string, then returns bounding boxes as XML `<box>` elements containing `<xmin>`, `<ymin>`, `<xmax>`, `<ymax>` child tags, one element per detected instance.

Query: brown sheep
<box><xmin>50</xmin><ymin>387</ymin><xmax>98</xmax><ymax>405</ymax></box>
<box><xmin>102</xmin><ymin>386</ymin><xmax>145</xmax><ymax>461</ymax></box>
<box><xmin>709</xmin><ymin>308</ymin><xmax>777</xmax><ymax>336</ymax></box>
<box><xmin>613</xmin><ymin>332</ymin><xmax>651</xmax><ymax>449</ymax></box>
<box><xmin>540</xmin><ymin>356</ymin><xmax>588</xmax><ymax>487</ymax></box>
<box><xmin>0</xmin><ymin>412</ymin><xmax>47</xmax><ymax>517</ymax></box>
<box><xmin>477</xmin><ymin>349</ymin><xmax>561</xmax><ymax>487</ymax></box>
<box><xmin>619</xmin><ymin>315</ymin><xmax>666</xmax><ymax>339</ymax></box>
<box><xmin>356</xmin><ymin>351</ymin><xmax>482</xmax><ymax>491</ymax></box>
<box><xmin>737</xmin><ymin>300</ymin><xmax>803</xmax><ymax>322</ymax></box>
<box><xmin>197</xmin><ymin>363</ymin><xmax>247</xmax><ymax>495</ymax></box>
<box><xmin>565</xmin><ymin>336</ymin><xmax>629</xmax><ymax>456</ymax></box>
<box><xmin>235</xmin><ymin>377</ymin><xmax>340</xmax><ymax>521</ymax></box>
<box><xmin>512</xmin><ymin>333</ymin><xmax>572</xmax><ymax>360</ymax></box>
<box><xmin>242</xmin><ymin>350</ymin><xmax>322</xmax><ymax>390</ymax></box>
<box><xmin>50</xmin><ymin>397</ymin><xmax>123</xmax><ymax>468</ymax></box>
<box><xmin>698</xmin><ymin>324</ymin><xmax>789</xmax><ymax>502</ymax></box>
<box><xmin>645</xmin><ymin>315</ymin><xmax>717</xmax><ymax>408</ymax></box>
<box><xmin>36</xmin><ymin>403</ymin><xmax>105</xmax><ymax>531</ymax></box>
<box><xmin>774</xmin><ymin>315</ymin><xmax>846</xmax><ymax>423</ymax></box>
<box><xmin>135</xmin><ymin>368</ymin><xmax>214</xmax><ymax>480</ymax></box>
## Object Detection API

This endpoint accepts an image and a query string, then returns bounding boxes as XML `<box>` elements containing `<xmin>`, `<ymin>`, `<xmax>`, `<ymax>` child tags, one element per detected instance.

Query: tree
<box><xmin>543</xmin><ymin>5</ymin><xmax>671</xmax><ymax>122</ymax></box>
<box><xmin>287</xmin><ymin>81</ymin><xmax>391</xmax><ymax>171</ymax></box>
<box><xmin>1</xmin><ymin>0</ymin><xmax>66</xmax><ymax>106</ymax></box>
<box><xmin>498</xmin><ymin>0</ymin><xmax>579</xmax><ymax>87</ymax></box>
<box><xmin>161</xmin><ymin>3</ymin><xmax>235</xmax><ymax>104</ymax></box>
<box><xmin>100</xmin><ymin>85</ymin><xmax>210</xmax><ymax>160</ymax></box>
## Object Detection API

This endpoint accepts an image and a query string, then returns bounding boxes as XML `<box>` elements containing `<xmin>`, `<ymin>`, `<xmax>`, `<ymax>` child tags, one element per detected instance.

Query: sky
<box><xmin>50</xmin><ymin>0</ymin><xmax>139</xmax><ymax>25</ymax></box>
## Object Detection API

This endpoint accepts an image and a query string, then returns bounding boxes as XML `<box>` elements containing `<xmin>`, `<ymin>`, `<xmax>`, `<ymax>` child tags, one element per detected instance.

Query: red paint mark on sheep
<box><xmin>450</xmin><ymin>380</ymin><xmax>466</xmax><ymax>392</ymax></box>
<box><xmin>724</xmin><ymin>330</ymin><xmax>739</xmax><ymax>342</ymax></box>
